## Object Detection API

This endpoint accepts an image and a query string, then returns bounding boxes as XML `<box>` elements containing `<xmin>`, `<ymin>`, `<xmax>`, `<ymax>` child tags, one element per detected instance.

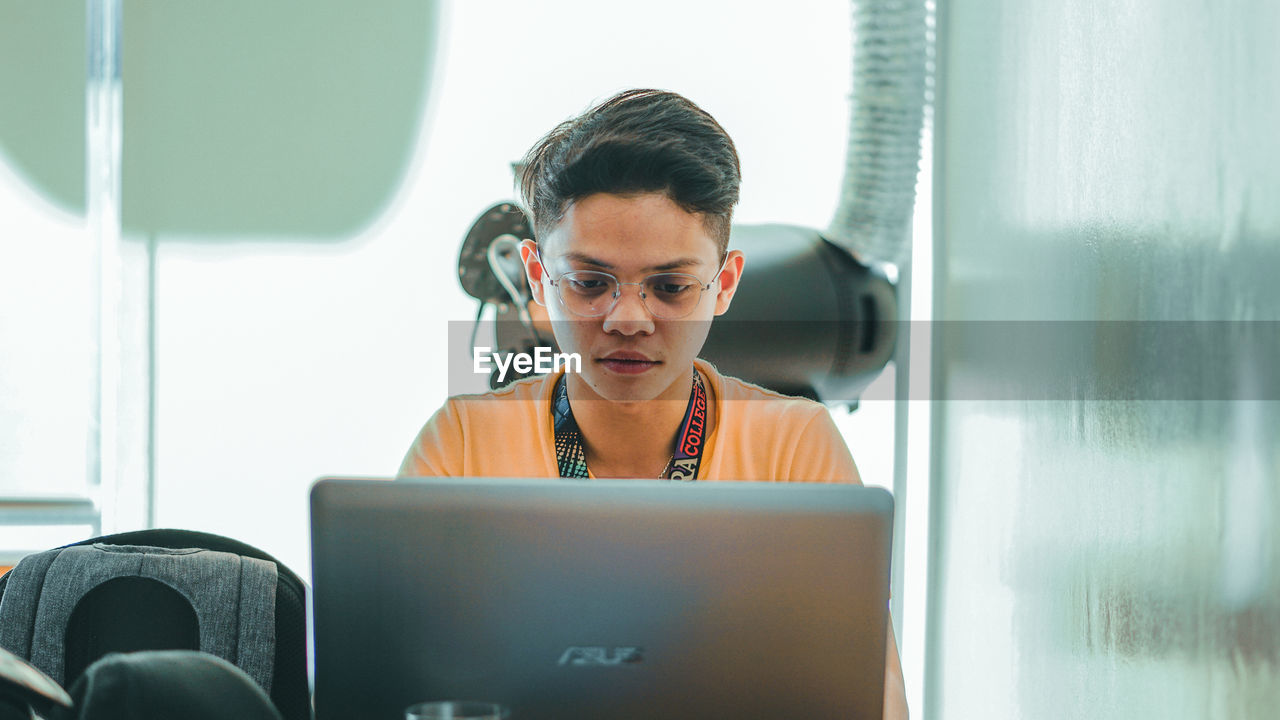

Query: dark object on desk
<box><xmin>312</xmin><ymin>477</ymin><xmax>894</xmax><ymax>720</ymax></box>
<box><xmin>0</xmin><ymin>643</ymin><xmax>72</xmax><ymax>719</ymax></box>
<box><xmin>0</xmin><ymin>696</ymin><xmax>30</xmax><ymax>720</ymax></box>
<box><xmin>0</xmin><ymin>530</ymin><xmax>311</xmax><ymax>720</ymax></box>
<box><xmin>50</xmin><ymin>650</ymin><xmax>282</xmax><ymax>720</ymax></box>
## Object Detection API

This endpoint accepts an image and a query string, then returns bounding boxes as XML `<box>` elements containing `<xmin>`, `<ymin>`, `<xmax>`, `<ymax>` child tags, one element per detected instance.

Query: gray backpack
<box><xmin>0</xmin><ymin>530</ymin><xmax>310</xmax><ymax>720</ymax></box>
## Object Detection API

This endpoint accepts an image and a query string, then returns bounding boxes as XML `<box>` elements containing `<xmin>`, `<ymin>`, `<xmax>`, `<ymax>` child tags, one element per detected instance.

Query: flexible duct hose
<box><xmin>827</xmin><ymin>0</ymin><xmax>932</xmax><ymax>267</ymax></box>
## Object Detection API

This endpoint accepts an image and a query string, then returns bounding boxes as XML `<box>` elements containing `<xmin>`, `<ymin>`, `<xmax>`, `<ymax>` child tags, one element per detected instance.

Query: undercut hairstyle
<box><xmin>518</xmin><ymin>89</ymin><xmax>741</xmax><ymax>257</ymax></box>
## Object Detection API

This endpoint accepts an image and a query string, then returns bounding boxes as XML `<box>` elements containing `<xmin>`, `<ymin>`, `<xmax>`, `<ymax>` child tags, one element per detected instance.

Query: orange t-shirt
<box><xmin>398</xmin><ymin>359</ymin><xmax>860</xmax><ymax>484</ymax></box>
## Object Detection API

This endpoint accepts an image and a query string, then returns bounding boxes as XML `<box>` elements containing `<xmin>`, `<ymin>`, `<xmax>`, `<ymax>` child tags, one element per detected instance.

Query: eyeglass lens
<box><xmin>556</xmin><ymin>271</ymin><xmax>707</xmax><ymax>319</ymax></box>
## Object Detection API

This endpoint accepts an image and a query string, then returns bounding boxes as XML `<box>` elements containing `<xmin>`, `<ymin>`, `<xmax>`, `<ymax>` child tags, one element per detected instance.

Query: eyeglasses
<box><xmin>538</xmin><ymin>253</ymin><xmax>727</xmax><ymax>320</ymax></box>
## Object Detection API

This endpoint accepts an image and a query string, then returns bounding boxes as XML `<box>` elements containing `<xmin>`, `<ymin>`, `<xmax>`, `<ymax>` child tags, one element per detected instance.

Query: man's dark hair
<box><xmin>518</xmin><ymin>89</ymin><xmax>741</xmax><ymax>256</ymax></box>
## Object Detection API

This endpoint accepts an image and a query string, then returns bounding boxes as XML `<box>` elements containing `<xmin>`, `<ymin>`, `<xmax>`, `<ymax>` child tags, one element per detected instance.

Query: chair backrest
<box><xmin>0</xmin><ymin>530</ymin><xmax>310</xmax><ymax>720</ymax></box>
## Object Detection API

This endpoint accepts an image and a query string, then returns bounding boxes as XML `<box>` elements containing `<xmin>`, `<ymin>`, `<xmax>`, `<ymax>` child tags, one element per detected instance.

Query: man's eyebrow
<box><xmin>559</xmin><ymin>252</ymin><xmax>706</xmax><ymax>272</ymax></box>
<box><xmin>559</xmin><ymin>251</ymin><xmax>613</xmax><ymax>269</ymax></box>
<box><xmin>647</xmin><ymin>257</ymin><xmax>705</xmax><ymax>272</ymax></box>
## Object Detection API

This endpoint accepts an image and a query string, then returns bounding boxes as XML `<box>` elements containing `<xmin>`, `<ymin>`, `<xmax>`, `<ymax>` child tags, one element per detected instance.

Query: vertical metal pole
<box><xmin>891</xmin><ymin>260</ymin><xmax>911</xmax><ymax>635</ymax></box>
<box><xmin>87</xmin><ymin>0</ymin><xmax>122</xmax><ymax>531</ymax></box>
<box><xmin>922</xmin><ymin>5</ymin><xmax>948</xmax><ymax>715</ymax></box>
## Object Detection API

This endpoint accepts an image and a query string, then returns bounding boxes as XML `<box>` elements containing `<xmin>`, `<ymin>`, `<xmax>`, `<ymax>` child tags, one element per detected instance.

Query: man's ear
<box><xmin>520</xmin><ymin>239</ymin><xmax>548</xmax><ymax>306</ymax></box>
<box><xmin>713</xmin><ymin>250</ymin><xmax>745</xmax><ymax>316</ymax></box>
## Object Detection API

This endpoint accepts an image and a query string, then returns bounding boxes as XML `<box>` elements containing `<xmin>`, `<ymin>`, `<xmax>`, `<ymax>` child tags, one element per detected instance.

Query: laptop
<box><xmin>310</xmin><ymin>477</ymin><xmax>893</xmax><ymax>720</ymax></box>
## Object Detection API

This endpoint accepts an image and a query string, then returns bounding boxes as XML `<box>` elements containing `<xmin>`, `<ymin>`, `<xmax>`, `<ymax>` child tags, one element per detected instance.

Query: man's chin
<box><xmin>575</xmin><ymin>371</ymin><xmax>674</xmax><ymax>405</ymax></box>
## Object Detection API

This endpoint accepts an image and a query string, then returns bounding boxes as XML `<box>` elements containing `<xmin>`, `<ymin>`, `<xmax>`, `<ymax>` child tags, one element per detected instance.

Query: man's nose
<box><xmin>601</xmin><ymin>283</ymin><xmax>655</xmax><ymax>334</ymax></box>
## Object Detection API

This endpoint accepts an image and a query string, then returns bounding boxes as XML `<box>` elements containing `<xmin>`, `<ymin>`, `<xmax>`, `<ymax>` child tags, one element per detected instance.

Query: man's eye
<box><xmin>566</xmin><ymin>277</ymin><xmax>610</xmax><ymax>293</ymax></box>
<box><xmin>651</xmin><ymin>279</ymin><xmax>696</xmax><ymax>296</ymax></box>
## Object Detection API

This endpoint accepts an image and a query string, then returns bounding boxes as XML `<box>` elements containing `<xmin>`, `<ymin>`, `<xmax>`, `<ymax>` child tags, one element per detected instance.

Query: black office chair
<box><xmin>0</xmin><ymin>529</ymin><xmax>310</xmax><ymax>720</ymax></box>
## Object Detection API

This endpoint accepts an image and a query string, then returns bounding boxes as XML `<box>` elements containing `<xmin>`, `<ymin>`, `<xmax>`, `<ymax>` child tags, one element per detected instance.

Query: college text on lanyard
<box><xmin>552</xmin><ymin>370</ymin><xmax>708</xmax><ymax>480</ymax></box>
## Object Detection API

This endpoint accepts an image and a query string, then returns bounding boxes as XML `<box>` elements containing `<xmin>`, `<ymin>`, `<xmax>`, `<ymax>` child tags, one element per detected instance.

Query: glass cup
<box><xmin>405</xmin><ymin>701</ymin><xmax>508</xmax><ymax>720</ymax></box>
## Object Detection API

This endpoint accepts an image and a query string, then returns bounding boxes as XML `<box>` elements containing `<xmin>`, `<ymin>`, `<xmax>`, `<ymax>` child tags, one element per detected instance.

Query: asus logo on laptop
<box><xmin>558</xmin><ymin>646</ymin><xmax>644</xmax><ymax>666</ymax></box>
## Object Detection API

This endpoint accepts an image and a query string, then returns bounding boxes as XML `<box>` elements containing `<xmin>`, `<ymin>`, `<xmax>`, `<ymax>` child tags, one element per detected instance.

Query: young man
<box><xmin>399</xmin><ymin>88</ymin><xmax>907</xmax><ymax>718</ymax></box>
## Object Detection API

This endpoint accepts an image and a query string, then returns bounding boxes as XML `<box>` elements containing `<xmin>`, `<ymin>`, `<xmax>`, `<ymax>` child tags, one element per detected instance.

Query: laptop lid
<box><xmin>310</xmin><ymin>477</ymin><xmax>893</xmax><ymax>720</ymax></box>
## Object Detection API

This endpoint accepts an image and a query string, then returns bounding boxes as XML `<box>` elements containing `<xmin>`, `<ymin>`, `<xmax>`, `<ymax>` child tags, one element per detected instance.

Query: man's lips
<box><xmin>597</xmin><ymin>351</ymin><xmax>660</xmax><ymax>375</ymax></box>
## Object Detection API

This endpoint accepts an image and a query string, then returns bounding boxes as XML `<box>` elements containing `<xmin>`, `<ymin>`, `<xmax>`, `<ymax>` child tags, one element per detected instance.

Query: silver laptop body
<box><xmin>310</xmin><ymin>477</ymin><xmax>893</xmax><ymax>720</ymax></box>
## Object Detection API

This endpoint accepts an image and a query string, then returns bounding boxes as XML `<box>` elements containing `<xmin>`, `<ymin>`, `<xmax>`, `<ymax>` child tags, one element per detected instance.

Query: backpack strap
<box><xmin>0</xmin><ymin>549</ymin><xmax>62</xmax><ymax>660</ymax></box>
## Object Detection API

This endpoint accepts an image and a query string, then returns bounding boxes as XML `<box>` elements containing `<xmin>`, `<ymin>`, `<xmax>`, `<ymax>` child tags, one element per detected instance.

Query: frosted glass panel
<box><xmin>930</xmin><ymin>1</ymin><xmax>1280</xmax><ymax>718</ymax></box>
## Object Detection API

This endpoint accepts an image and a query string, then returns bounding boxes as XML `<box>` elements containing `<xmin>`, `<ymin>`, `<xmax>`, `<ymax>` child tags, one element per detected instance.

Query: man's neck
<box><xmin>566</xmin><ymin>370</ymin><xmax>695</xmax><ymax>479</ymax></box>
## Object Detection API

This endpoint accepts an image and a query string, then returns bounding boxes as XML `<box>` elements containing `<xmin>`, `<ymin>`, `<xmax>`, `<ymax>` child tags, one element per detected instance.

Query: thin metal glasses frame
<box><xmin>536</xmin><ymin>251</ymin><xmax>729</xmax><ymax>320</ymax></box>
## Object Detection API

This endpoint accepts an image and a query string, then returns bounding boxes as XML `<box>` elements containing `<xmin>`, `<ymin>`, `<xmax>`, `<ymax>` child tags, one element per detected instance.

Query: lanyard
<box><xmin>552</xmin><ymin>370</ymin><xmax>707</xmax><ymax>480</ymax></box>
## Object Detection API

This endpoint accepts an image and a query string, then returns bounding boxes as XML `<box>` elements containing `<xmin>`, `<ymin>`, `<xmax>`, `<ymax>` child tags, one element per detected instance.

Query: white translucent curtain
<box><xmin>929</xmin><ymin>1</ymin><xmax>1280</xmax><ymax>717</ymax></box>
